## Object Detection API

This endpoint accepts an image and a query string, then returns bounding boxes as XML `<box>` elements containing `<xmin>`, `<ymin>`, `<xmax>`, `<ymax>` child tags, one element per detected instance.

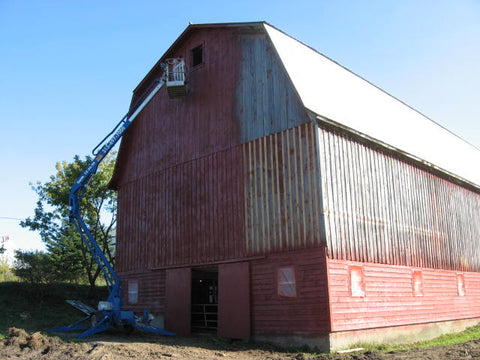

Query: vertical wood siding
<box><xmin>317</xmin><ymin>126</ymin><xmax>480</xmax><ymax>271</ymax></box>
<box><xmin>112</xmin><ymin>26</ymin><xmax>310</xmax><ymax>189</ymax></box>
<box><xmin>114</xmin><ymin>28</ymin><xmax>243</xmax><ymax>186</ymax></box>
<box><xmin>250</xmin><ymin>248</ymin><xmax>331</xmax><ymax>334</ymax></box>
<box><xmin>115</xmin><ymin>123</ymin><xmax>325</xmax><ymax>271</ymax></box>
<box><xmin>236</xmin><ymin>30</ymin><xmax>308</xmax><ymax>142</ymax></box>
<box><xmin>244</xmin><ymin>123</ymin><xmax>324</xmax><ymax>253</ymax></box>
<box><xmin>328</xmin><ymin>259</ymin><xmax>480</xmax><ymax>332</ymax></box>
<box><xmin>115</xmin><ymin>145</ymin><xmax>246</xmax><ymax>271</ymax></box>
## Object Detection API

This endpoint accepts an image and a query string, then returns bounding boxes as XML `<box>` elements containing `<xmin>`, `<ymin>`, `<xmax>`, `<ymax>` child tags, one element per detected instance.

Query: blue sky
<box><xmin>1</xmin><ymin>0</ymin><xmax>479</xmax><ymax>261</ymax></box>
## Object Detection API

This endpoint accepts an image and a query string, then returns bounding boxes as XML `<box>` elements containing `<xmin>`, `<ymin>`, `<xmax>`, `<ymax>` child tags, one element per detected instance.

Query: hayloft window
<box><xmin>277</xmin><ymin>267</ymin><xmax>297</xmax><ymax>298</ymax></box>
<box><xmin>349</xmin><ymin>265</ymin><xmax>365</xmax><ymax>297</ymax></box>
<box><xmin>128</xmin><ymin>280</ymin><xmax>138</xmax><ymax>304</ymax></box>
<box><xmin>412</xmin><ymin>270</ymin><xmax>424</xmax><ymax>296</ymax></box>
<box><xmin>457</xmin><ymin>273</ymin><xmax>466</xmax><ymax>296</ymax></box>
<box><xmin>192</xmin><ymin>45</ymin><xmax>203</xmax><ymax>67</ymax></box>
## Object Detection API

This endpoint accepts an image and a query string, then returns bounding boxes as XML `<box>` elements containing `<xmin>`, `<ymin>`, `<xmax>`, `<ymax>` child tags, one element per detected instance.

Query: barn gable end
<box><xmin>110</xmin><ymin>23</ymin><xmax>310</xmax><ymax>189</ymax></box>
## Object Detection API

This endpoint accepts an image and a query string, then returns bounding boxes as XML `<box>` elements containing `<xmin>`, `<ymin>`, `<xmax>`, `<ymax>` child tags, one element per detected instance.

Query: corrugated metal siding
<box><xmin>244</xmin><ymin>123</ymin><xmax>324</xmax><ymax>254</ymax></box>
<box><xmin>115</xmin><ymin>145</ymin><xmax>246</xmax><ymax>271</ymax></box>
<box><xmin>250</xmin><ymin>248</ymin><xmax>330</xmax><ymax>334</ymax></box>
<box><xmin>317</xmin><ymin>126</ymin><xmax>480</xmax><ymax>271</ymax></box>
<box><xmin>328</xmin><ymin>259</ymin><xmax>480</xmax><ymax>332</ymax></box>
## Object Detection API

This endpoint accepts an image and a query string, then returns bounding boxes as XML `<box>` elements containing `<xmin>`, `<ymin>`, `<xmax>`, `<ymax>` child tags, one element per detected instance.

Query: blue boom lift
<box><xmin>50</xmin><ymin>58</ymin><xmax>186</xmax><ymax>338</ymax></box>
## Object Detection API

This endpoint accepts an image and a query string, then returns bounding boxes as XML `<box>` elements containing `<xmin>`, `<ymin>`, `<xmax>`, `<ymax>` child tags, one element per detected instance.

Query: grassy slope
<box><xmin>0</xmin><ymin>282</ymin><xmax>108</xmax><ymax>338</ymax></box>
<box><xmin>352</xmin><ymin>324</ymin><xmax>480</xmax><ymax>353</ymax></box>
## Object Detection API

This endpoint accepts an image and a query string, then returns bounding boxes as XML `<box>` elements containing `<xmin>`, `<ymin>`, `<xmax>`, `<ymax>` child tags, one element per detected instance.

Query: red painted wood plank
<box><xmin>218</xmin><ymin>262</ymin><xmax>250</xmax><ymax>338</ymax></box>
<box><xmin>250</xmin><ymin>248</ymin><xmax>330</xmax><ymax>334</ymax></box>
<box><xmin>328</xmin><ymin>259</ymin><xmax>480</xmax><ymax>332</ymax></box>
<box><xmin>165</xmin><ymin>268</ymin><xmax>191</xmax><ymax>335</ymax></box>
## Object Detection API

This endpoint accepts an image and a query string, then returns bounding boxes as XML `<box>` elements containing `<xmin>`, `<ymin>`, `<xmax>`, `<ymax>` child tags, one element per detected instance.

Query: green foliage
<box><xmin>20</xmin><ymin>153</ymin><xmax>117</xmax><ymax>289</ymax></box>
<box><xmin>13</xmin><ymin>250</ymin><xmax>78</xmax><ymax>284</ymax></box>
<box><xmin>0</xmin><ymin>256</ymin><xmax>17</xmax><ymax>282</ymax></box>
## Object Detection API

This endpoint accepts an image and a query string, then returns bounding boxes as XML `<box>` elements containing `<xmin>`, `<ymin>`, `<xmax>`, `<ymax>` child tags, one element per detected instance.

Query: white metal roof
<box><xmin>265</xmin><ymin>24</ymin><xmax>480</xmax><ymax>188</ymax></box>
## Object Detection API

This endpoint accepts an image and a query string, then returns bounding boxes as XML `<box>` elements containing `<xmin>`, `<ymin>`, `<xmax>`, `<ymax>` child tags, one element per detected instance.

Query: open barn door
<box><xmin>218</xmin><ymin>262</ymin><xmax>250</xmax><ymax>339</ymax></box>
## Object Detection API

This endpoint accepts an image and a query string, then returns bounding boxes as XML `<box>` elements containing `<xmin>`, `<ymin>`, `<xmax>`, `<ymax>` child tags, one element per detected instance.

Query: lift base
<box><xmin>49</xmin><ymin>301</ymin><xmax>175</xmax><ymax>338</ymax></box>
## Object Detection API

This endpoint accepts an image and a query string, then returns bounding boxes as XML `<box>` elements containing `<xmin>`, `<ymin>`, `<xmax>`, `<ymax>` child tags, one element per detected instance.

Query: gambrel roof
<box><xmin>113</xmin><ymin>22</ymin><xmax>480</xmax><ymax>190</ymax></box>
<box><xmin>264</xmin><ymin>23</ymin><xmax>480</xmax><ymax>188</ymax></box>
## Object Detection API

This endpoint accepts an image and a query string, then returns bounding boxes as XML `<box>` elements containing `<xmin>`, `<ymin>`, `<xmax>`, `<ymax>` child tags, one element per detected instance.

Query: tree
<box><xmin>21</xmin><ymin>152</ymin><xmax>117</xmax><ymax>291</ymax></box>
<box><xmin>13</xmin><ymin>250</ymin><xmax>57</xmax><ymax>284</ymax></box>
<box><xmin>0</xmin><ymin>255</ymin><xmax>17</xmax><ymax>282</ymax></box>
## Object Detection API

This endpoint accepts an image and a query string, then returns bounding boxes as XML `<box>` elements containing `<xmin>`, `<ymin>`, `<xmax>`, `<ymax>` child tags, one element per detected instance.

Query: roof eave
<box><xmin>312</xmin><ymin>110</ymin><xmax>480</xmax><ymax>194</ymax></box>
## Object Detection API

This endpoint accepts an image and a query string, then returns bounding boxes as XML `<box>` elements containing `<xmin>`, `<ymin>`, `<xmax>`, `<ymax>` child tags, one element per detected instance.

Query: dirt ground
<box><xmin>2</xmin><ymin>327</ymin><xmax>480</xmax><ymax>360</ymax></box>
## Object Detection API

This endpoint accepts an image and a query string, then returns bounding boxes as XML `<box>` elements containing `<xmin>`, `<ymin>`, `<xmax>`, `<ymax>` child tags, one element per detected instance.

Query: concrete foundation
<box><xmin>329</xmin><ymin>318</ymin><xmax>480</xmax><ymax>352</ymax></box>
<box><xmin>253</xmin><ymin>318</ymin><xmax>480</xmax><ymax>353</ymax></box>
<box><xmin>253</xmin><ymin>332</ymin><xmax>330</xmax><ymax>353</ymax></box>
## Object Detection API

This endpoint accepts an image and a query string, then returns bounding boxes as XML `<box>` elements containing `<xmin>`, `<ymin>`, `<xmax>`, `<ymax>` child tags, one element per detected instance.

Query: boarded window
<box><xmin>457</xmin><ymin>273</ymin><xmax>466</xmax><ymax>296</ymax></box>
<box><xmin>349</xmin><ymin>265</ymin><xmax>365</xmax><ymax>297</ymax></box>
<box><xmin>128</xmin><ymin>280</ymin><xmax>138</xmax><ymax>304</ymax></box>
<box><xmin>412</xmin><ymin>270</ymin><xmax>424</xmax><ymax>296</ymax></box>
<box><xmin>277</xmin><ymin>267</ymin><xmax>297</xmax><ymax>298</ymax></box>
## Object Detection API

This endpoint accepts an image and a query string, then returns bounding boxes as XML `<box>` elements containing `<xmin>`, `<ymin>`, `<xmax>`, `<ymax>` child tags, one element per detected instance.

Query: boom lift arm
<box><xmin>50</xmin><ymin>59</ymin><xmax>185</xmax><ymax>338</ymax></box>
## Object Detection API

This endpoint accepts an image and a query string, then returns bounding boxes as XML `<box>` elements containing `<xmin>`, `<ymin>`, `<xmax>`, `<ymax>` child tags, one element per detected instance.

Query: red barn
<box><xmin>109</xmin><ymin>22</ymin><xmax>480</xmax><ymax>351</ymax></box>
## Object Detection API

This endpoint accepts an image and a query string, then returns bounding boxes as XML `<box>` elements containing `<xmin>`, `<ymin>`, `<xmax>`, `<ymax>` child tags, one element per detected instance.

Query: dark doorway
<box><xmin>191</xmin><ymin>268</ymin><xmax>218</xmax><ymax>332</ymax></box>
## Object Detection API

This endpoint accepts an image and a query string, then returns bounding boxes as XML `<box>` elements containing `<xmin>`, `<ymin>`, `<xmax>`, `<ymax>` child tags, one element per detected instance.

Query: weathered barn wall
<box><xmin>328</xmin><ymin>259</ymin><xmax>480</xmax><ymax>332</ymax></box>
<box><xmin>113</xmin><ymin>27</ymin><xmax>243</xmax><ymax>186</ymax></box>
<box><xmin>111</xmin><ymin>25</ymin><xmax>309</xmax><ymax>189</ymax></box>
<box><xmin>244</xmin><ymin>122</ymin><xmax>324</xmax><ymax>252</ymax></box>
<box><xmin>115</xmin><ymin>123</ymin><xmax>325</xmax><ymax>271</ymax></box>
<box><xmin>115</xmin><ymin>145</ymin><xmax>246</xmax><ymax>271</ymax></box>
<box><xmin>250</xmin><ymin>248</ymin><xmax>331</xmax><ymax>336</ymax></box>
<box><xmin>236</xmin><ymin>28</ymin><xmax>308</xmax><ymax>142</ymax></box>
<box><xmin>317</xmin><ymin>125</ymin><xmax>480</xmax><ymax>271</ymax></box>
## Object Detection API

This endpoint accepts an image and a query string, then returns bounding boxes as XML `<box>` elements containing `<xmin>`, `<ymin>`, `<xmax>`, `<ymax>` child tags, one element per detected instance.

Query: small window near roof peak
<box><xmin>192</xmin><ymin>45</ymin><xmax>203</xmax><ymax>67</ymax></box>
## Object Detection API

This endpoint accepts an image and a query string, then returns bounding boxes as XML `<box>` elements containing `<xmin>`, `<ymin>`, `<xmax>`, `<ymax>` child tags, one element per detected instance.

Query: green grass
<box><xmin>0</xmin><ymin>282</ymin><xmax>108</xmax><ymax>338</ymax></box>
<box><xmin>354</xmin><ymin>324</ymin><xmax>480</xmax><ymax>353</ymax></box>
